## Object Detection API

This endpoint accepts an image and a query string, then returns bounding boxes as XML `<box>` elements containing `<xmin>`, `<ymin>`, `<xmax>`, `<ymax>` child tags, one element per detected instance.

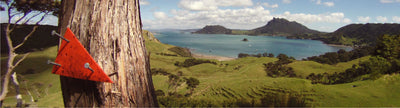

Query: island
<box><xmin>192</xmin><ymin>18</ymin><xmax>400</xmax><ymax>46</ymax></box>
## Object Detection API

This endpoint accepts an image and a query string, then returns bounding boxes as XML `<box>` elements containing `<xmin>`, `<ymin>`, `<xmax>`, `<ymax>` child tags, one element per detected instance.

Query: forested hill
<box><xmin>250</xmin><ymin>18</ymin><xmax>321</xmax><ymax>36</ymax></box>
<box><xmin>1</xmin><ymin>23</ymin><xmax>59</xmax><ymax>54</ymax></box>
<box><xmin>192</xmin><ymin>25</ymin><xmax>232</xmax><ymax>34</ymax></box>
<box><xmin>326</xmin><ymin>23</ymin><xmax>400</xmax><ymax>46</ymax></box>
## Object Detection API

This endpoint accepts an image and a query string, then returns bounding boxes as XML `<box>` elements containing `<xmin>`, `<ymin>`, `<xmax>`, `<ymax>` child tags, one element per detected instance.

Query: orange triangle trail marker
<box><xmin>51</xmin><ymin>28</ymin><xmax>113</xmax><ymax>83</ymax></box>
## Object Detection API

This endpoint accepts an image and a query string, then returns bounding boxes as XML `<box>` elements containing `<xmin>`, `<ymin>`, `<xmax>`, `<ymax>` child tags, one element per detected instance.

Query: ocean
<box><xmin>152</xmin><ymin>31</ymin><xmax>352</xmax><ymax>60</ymax></box>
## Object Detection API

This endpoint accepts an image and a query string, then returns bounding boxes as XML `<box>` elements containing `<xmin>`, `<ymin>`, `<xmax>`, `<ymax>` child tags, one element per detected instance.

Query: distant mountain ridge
<box><xmin>327</xmin><ymin>23</ymin><xmax>400</xmax><ymax>45</ymax></box>
<box><xmin>193</xmin><ymin>18</ymin><xmax>321</xmax><ymax>36</ymax></box>
<box><xmin>193</xmin><ymin>18</ymin><xmax>400</xmax><ymax>46</ymax></box>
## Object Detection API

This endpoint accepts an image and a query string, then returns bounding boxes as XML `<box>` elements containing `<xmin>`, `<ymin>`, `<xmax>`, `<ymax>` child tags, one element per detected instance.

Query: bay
<box><xmin>153</xmin><ymin>31</ymin><xmax>352</xmax><ymax>60</ymax></box>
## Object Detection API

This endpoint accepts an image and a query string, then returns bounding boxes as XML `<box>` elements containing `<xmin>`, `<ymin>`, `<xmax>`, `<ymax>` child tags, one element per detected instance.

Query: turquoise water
<box><xmin>153</xmin><ymin>31</ymin><xmax>352</xmax><ymax>60</ymax></box>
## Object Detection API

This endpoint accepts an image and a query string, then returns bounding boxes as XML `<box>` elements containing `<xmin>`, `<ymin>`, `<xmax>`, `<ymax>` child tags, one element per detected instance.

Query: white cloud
<box><xmin>376</xmin><ymin>16</ymin><xmax>388</xmax><ymax>22</ymax></box>
<box><xmin>282</xmin><ymin>0</ymin><xmax>292</xmax><ymax>4</ymax></box>
<box><xmin>263</xmin><ymin>3</ymin><xmax>279</xmax><ymax>8</ymax></box>
<box><xmin>144</xmin><ymin>6</ymin><xmax>271</xmax><ymax>29</ymax></box>
<box><xmin>278</xmin><ymin>11</ymin><xmax>351</xmax><ymax>24</ymax></box>
<box><xmin>144</xmin><ymin>5</ymin><xmax>351</xmax><ymax>32</ymax></box>
<box><xmin>380</xmin><ymin>0</ymin><xmax>400</xmax><ymax>3</ymax></box>
<box><xmin>153</xmin><ymin>12</ymin><xmax>168</xmax><ymax>19</ymax></box>
<box><xmin>393</xmin><ymin>16</ymin><xmax>400</xmax><ymax>22</ymax></box>
<box><xmin>178</xmin><ymin>0</ymin><xmax>253</xmax><ymax>11</ymax></box>
<box><xmin>313</xmin><ymin>0</ymin><xmax>335</xmax><ymax>7</ymax></box>
<box><xmin>323</xmin><ymin>2</ymin><xmax>334</xmax><ymax>7</ymax></box>
<box><xmin>358</xmin><ymin>16</ymin><xmax>370</xmax><ymax>23</ymax></box>
<box><xmin>316</xmin><ymin>0</ymin><xmax>322</xmax><ymax>4</ymax></box>
<box><xmin>139</xmin><ymin>0</ymin><xmax>150</xmax><ymax>5</ymax></box>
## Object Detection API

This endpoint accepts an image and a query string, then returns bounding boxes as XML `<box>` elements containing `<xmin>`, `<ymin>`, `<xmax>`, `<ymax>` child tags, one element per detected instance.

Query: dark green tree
<box><xmin>374</xmin><ymin>34</ymin><xmax>400</xmax><ymax>60</ymax></box>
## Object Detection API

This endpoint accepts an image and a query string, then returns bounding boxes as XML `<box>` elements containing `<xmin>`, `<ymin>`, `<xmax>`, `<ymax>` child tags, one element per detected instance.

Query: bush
<box><xmin>150</xmin><ymin>68</ymin><xmax>170</xmax><ymax>75</ymax></box>
<box><xmin>168</xmin><ymin>47</ymin><xmax>192</xmax><ymax>57</ymax></box>
<box><xmin>306</xmin><ymin>46</ymin><xmax>374</xmax><ymax>64</ymax></box>
<box><xmin>175</xmin><ymin>58</ymin><xmax>217</xmax><ymax>67</ymax></box>
<box><xmin>155</xmin><ymin>89</ymin><xmax>165</xmax><ymax>96</ymax></box>
<box><xmin>264</xmin><ymin>54</ymin><xmax>296</xmax><ymax>78</ymax></box>
<box><xmin>238</xmin><ymin>52</ymin><xmax>276</xmax><ymax>58</ymax></box>
<box><xmin>185</xmin><ymin>77</ymin><xmax>200</xmax><ymax>89</ymax></box>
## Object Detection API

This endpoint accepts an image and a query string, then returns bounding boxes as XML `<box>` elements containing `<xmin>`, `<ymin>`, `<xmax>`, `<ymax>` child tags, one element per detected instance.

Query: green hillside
<box><xmin>145</xmin><ymin>30</ymin><xmax>400</xmax><ymax>107</ymax></box>
<box><xmin>1</xmin><ymin>30</ymin><xmax>399</xmax><ymax>107</ymax></box>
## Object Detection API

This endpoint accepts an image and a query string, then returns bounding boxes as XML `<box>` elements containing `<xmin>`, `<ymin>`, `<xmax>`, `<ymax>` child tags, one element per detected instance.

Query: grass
<box><xmin>1</xmin><ymin>46</ymin><xmax>63</xmax><ymax>107</ymax></box>
<box><xmin>1</xmin><ymin>30</ymin><xmax>399</xmax><ymax>107</ymax></box>
<box><xmin>288</xmin><ymin>56</ymin><xmax>371</xmax><ymax>78</ymax></box>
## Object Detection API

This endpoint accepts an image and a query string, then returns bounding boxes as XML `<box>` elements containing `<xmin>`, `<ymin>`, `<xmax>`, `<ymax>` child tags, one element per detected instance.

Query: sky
<box><xmin>140</xmin><ymin>0</ymin><xmax>400</xmax><ymax>32</ymax></box>
<box><xmin>1</xmin><ymin>0</ymin><xmax>399</xmax><ymax>32</ymax></box>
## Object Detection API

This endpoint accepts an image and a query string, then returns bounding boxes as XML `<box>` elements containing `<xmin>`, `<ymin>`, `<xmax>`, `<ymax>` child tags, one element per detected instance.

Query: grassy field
<box><xmin>1</xmin><ymin>46</ymin><xmax>63</xmax><ymax>107</ymax></box>
<box><xmin>1</xmin><ymin>30</ymin><xmax>399</xmax><ymax>107</ymax></box>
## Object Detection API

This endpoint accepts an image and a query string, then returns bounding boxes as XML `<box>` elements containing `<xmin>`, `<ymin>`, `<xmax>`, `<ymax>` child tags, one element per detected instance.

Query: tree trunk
<box><xmin>57</xmin><ymin>0</ymin><xmax>157</xmax><ymax>107</ymax></box>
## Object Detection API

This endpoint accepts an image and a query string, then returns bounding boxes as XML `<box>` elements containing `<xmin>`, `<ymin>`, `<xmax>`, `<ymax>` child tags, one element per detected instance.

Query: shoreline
<box><xmin>191</xmin><ymin>53</ymin><xmax>236</xmax><ymax>61</ymax></box>
<box><xmin>325</xmin><ymin>44</ymin><xmax>354</xmax><ymax>48</ymax></box>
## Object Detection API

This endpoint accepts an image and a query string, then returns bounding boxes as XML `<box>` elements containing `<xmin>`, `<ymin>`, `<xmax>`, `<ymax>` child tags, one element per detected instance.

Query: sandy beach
<box><xmin>192</xmin><ymin>53</ymin><xmax>236</xmax><ymax>61</ymax></box>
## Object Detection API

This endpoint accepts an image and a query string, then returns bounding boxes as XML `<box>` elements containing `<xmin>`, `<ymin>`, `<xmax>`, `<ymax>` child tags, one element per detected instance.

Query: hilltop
<box><xmin>192</xmin><ymin>25</ymin><xmax>232</xmax><ymax>34</ymax></box>
<box><xmin>326</xmin><ymin>23</ymin><xmax>400</xmax><ymax>46</ymax></box>
<box><xmin>250</xmin><ymin>18</ymin><xmax>320</xmax><ymax>36</ymax></box>
<box><xmin>289</xmin><ymin>23</ymin><xmax>400</xmax><ymax>46</ymax></box>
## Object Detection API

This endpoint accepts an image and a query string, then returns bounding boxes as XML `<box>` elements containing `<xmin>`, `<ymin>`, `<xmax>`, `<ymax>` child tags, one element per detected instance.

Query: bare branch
<box><xmin>23</xmin><ymin>12</ymin><xmax>43</xmax><ymax>24</ymax></box>
<box><xmin>14</xmin><ymin>26</ymin><xmax>38</xmax><ymax>49</ymax></box>
<box><xmin>7</xmin><ymin>2</ymin><xmax>12</xmax><ymax>24</ymax></box>
<box><xmin>35</xmin><ymin>12</ymin><xmax>49</xmax><ymax>25</ymax></box>
<box><xmin>9</xmin><ymin>13</ymin><xmax>28</xmax><ymax>32</ymax></box>
<box><xmin>13</xmin><ymin>53</ymin><xmax>30</xmax><ymax>67</ymax></box>
<box><xmin>10</xmin><ymin>13</ymin><xmax>23</xmax><ymax>19</ymax></box>
<box><xmin>13</xmin><ymin>13</ymin><xmax>28</xmax><ymax>25</ymax></box>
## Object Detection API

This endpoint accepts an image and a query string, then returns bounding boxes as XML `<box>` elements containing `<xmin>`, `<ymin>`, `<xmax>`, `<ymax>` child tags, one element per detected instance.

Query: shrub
<box><xmin>238</xmin><ymin>52</ymin><xmax>276</xmax><ymax>58</ymax></box>
<box><xmin>150</xmin><ymin>68</ymin><xmax>170</xmax><ymax>75</ymax></box>
<box><xmin>168</xmin><ymin>47</ymin><xmax>192</xmax><ymax>57</ymax></box>
<box><xmin>155</xmin><ymin>89</ymin><xmax>165</xmax><ymax>96</ymax></box>
<box><xmin>175</xmin><ymin>58</ymin><xmax>217</xmax><ymax>67</ymax></box>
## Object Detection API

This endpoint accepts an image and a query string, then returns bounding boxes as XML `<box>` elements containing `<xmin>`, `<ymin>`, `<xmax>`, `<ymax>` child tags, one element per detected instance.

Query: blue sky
<box><xmin>1</xmin><ymin>0</ymin><xmax>399</xmax><ymax>32</ymax></box>
<box><xmin>140</xmin><ymin>0</ymin><xmax>400</xmax><ymax>32</ymax></box>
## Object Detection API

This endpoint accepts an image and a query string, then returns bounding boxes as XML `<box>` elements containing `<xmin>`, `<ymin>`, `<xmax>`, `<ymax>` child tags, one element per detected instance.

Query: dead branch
<box><xmin>13</xmin><ymin>53</ymin><xmax>30</xmax><ymax>67</ymax></box>
<box><xmin>14</xmin><ymin>26</ymin><xmax>38</xmax><ymax>49</ymax></box>
<box><xmin>23</xmin><ymin>12</ymin><xmax>43</xmax><ymax>24</ymax></box>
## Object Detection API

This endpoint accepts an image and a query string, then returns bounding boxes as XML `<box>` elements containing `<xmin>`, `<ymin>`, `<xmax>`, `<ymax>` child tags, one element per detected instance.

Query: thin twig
<box><xmin>35</xmin><ymin>12</ymin><xmax>49</xmax><ymax>25</ymax></box>
<box><xmin>23</xmin><ymin>12</ymin><xmax>42</xmax><ymax>24</ymax></box>
<box><xmin>13</xmin><ymin>53</ymin><xmax>30</xmax><ymax>67</ymax></box>
<box><xmin>14</xmin><ymin>26</ymin><xmax>38</xmax><ymax>49</ymax></box>
<box><xmin>10</xmin><ymin>13</ymin><xmax>28</xmax><ymax>32</ymax></box>
<box><xmin>10</xmin><ymin>13</ymin><xmax>22</xmax><ymax>19</ymax></box>
<box><xmin>12</xmin><ymin>13</ymin><xmax>28</xmax><ymax>26</ymax></box>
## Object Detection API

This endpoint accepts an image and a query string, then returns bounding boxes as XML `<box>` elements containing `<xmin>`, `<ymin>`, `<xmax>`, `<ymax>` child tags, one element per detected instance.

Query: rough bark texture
<box><xmin>58</xmin><ymin>0</ymin><xmax>157</xmax><ymax>107</ymax></box>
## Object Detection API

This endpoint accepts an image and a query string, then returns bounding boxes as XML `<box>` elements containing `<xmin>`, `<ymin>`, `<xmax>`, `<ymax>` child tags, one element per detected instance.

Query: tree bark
<box><xmin>58</xmin><ymin>0</ymin><xmax>157</xmax><ymax>107</ymax></box>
